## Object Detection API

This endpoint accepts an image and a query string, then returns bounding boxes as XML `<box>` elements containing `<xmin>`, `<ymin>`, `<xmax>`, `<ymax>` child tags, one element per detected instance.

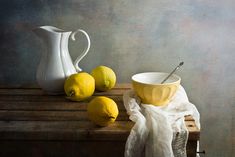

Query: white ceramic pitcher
<box><xmin>33</xmin><ymin>26</ymin><xmax>90</xmax><ymax>94</ymax></box>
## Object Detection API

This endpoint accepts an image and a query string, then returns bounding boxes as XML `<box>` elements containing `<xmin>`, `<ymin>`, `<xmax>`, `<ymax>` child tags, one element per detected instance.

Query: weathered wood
<box><xmin>0</xmin><ymin>89</ymin><xmax>128</xmax><ymax>96</ymax></box>
<box><xmin>0</xmin><ymin>84</ymin><xmax>132</xmax><ymax>95</ymax></box>
<box><xmin>0</xmin><ymin>140</ymin><xmax>198</xmax><ymax>157</ymax></box>
<box><xmin>0</xmin><ymin>121</ymin><xmax>133</xmax><ymax>141</ymax></box>
<box><xmin>0</xmin><ymin>83</ymin><xmax>132</xmax><ymax>89</ymax></box>
<box><xmin>0</xmin><ymin>95</ymin><xmax>124</xmax><ymax>102</ymax></box>
<box><xmin>0</xmin><ymin>110</ymin><xmax>129</xmax><ymax>121</ymax></box>
<box><xmin>186</xmin><ymin>121</ymin><xmax>200</xmax><ymax>140</ymax></box>
<box><xmin>186</xmin><ymin>140</ymin><xmax>197</xmax><ymax>157</ymax></box>
<box><xmin>0</xmin><ymin>140</ymin><xmax>126</xmax><ymax>157</ymax></box>
<box><xmin>0</xmin><ymin>84</ymin><xmax>200</xmax><ymax>157</ymax></box>
<box><xmin>0</xmin><ymin>101</ymin><xmax>196</xmax><ymax>121</ymax></box>
<box><xmin>0</xmin><ymin>120</ymin><xmax>199</xmax><ymax>141</ymax></box>
<box><xmin>0</xmin><ymin>140</ymin><xmax>197</xmax><ymax>157</ymax></box>
<box><xmin>0</xmin><ymin>101</ymin><xmax>126</xmax><ymax>111</ymax></box>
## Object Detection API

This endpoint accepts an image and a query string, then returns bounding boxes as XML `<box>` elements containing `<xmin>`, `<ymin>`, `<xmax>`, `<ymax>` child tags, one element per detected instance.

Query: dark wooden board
<box><xmin>0</xmin><ymin>84</ymin><xmax>200</xmax><ymax>157</ymax></box>
<box><xmin>0</xmin><ymin>140</ymin><xmax>197</xmax><ymax>157</ymax></box>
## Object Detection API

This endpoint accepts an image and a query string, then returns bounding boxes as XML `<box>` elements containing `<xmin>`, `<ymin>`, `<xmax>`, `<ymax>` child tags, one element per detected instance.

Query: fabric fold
<box><xmin>123</xmin><ymin>85</ymin><xmax>200</xmax><ymax>157</ymax></box>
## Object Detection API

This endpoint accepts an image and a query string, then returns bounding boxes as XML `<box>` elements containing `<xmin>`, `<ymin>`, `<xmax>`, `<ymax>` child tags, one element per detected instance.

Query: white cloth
<box><xmin>123</xmin><ymin>85</ymin><xmax>200</xmax><ymax>157</ymax></box>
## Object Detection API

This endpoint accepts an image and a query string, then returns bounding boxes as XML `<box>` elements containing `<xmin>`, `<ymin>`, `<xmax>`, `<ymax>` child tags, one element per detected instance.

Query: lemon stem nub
<box><xmin>69</xmin><ymin>90</ymin><xmax>75</xmax><ymax>97</ymax></box>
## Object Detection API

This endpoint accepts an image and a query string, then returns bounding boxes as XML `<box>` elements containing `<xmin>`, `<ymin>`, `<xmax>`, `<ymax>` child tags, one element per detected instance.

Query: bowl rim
<box><xmin>131</xmin><ymin>72</ymin><xmax>181</xmax><ymax>86</ymax></box>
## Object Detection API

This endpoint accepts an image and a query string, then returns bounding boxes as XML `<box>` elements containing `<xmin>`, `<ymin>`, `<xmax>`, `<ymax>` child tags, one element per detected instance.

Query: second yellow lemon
<box><xmin>91</xmin><ymin>65</ymin><xmax>116</xmax><ymax>91</ymax></box>
<box><xmin>64</xmin><ymin>72</ymin><xmax>95</xmax><ymax>101</ymax></box>
<box><xmin>87</xmin><ymin>96</ymin><xmax>119</xmax><ymax>126</ymax></box>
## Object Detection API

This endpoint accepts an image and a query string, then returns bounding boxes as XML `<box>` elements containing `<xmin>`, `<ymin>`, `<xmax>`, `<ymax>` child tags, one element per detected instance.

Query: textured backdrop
<box><xmin>0</xmin><ymin>0</ymin><xmax>234</xmax><ymax>156</ymax></box>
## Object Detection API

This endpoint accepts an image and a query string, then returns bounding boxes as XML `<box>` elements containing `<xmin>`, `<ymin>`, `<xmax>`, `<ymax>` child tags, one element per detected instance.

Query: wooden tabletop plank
<box><xmin>185</xmin><ymin>121</ymin><xmax>200</xmax><ymax>140</ymax></box>
<box><xmin>0</xmin><ymin>101</ymin><xmax>126</xmax><ymax>111</ymax></box>
<box><xmin>0</xmin><ymin>110</ymin><xmax>196</xmax><ymax>122</ymax></box>
<box><xmin>0</xmin><ymin>83</ymin><xmax>132</xmax><ymax>90</ymax></box>
<box><xmin>0</xmin><ymin>121</ymin><xmax>133</xmax><ymax>131</ymax></box>
<box><xmin>0</xmin><ymin>110</ymin><xmax>129</xmax><ymax>121</ymax></box>
<box><xmin>0</xmin><ymin>104</ymin><xmax>194</xmax><ymax>121</ymax></box>
<box><xmin>0</xmin><ymin>121</ymin><xmax>133</xmax><ymax>141</ymax></box>
<box><xmin>0</xmin><ymin>95</ymin><xmax>69</xmax><ymax>102</ymax></box>
<box><xmin>0</xmin><ymin>89</ymin><xmax>128</xmax><ymax>96</ymax></box>
<box><xmin>0</xmin><ymin>84</ymin><xmax>199</xmax><ymax>142</ymax></box>
<box><xmin>0</xmin><ymin>84</ymin><xmax>132</xmax><ymax>96</ymax></box>
<box><xmin>0</xmin><ymin>95</ymin><xmax>124</xmax><ymax>102</ymax></box>
<box><xmin>0</xmin><ymin>99</ymin><xmax>195</xmax><ymax>121</ymax></box>
<box><xmin>0</xmin><ymin>120</ymin><xmax>199</xmax><ymax>141</ymax></box>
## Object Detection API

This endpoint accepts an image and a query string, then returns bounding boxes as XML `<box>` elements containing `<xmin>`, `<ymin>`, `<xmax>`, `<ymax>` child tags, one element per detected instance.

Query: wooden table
<box><xmin>0</xmin><ymin>84</ymin><xmax>200</xmax><ymax>157</ymax></box>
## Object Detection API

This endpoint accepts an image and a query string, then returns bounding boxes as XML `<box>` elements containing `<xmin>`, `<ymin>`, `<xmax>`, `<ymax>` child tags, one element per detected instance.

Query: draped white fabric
<box><xmin>123</xmin><ymin>86</ymin><xmax>200</xmax><ymax>157</ymax></box>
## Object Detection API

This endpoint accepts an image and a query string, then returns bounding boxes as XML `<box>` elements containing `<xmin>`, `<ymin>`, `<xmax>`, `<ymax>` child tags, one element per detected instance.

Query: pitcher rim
<box><xmin>38</xmin><ymin>25</ymin><xmax>72</xmax><ymax>33</ymax></box>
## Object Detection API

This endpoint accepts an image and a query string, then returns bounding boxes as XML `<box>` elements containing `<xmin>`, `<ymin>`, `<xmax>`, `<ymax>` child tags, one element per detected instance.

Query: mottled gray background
<box><xmin>0</xmin><ymin>0</ymin><xmax>234</xmax><ymax>156</ymax></box>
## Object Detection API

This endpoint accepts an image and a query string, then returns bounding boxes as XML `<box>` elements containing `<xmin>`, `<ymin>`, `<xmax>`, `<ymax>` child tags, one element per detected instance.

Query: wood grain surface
<box><xmin>0</xmin><ymin>84</ymin><xmax>200</xmax><ymax>157</ymax></box>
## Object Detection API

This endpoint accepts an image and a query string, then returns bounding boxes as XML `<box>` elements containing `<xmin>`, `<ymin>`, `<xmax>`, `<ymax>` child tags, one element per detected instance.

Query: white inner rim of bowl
<box><xmin>132</xmin><ymin>72</ymin><xmax>180</xmax><ymax>84</ymax></box>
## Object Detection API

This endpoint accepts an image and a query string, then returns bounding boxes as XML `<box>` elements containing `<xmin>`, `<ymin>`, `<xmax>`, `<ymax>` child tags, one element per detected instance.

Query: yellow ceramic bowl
<box><xmin>132</xmin><ymin>72</ymin><xmax>181</xmax><ymax>106</ymax></box>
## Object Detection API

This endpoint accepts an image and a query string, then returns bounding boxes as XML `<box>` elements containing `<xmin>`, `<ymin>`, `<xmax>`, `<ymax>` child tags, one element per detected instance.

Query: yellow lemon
<box><xmin>91</xmin><ymin>65</ymin><xmax>116</xmax><ymax>91</ymax></box>
<box><xmin>64</xmin><ymin>72</ymin><xmax>95</xmax><ymax>101</ymax></box>
<box><xmin>87</xmin><ymin>96</ymin><xmax>119</xmax><ymax>126</ymax></box>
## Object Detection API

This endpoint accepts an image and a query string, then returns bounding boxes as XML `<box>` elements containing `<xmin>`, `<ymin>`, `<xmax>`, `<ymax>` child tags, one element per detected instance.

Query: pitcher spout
<box><xmin>33</xmin><ymin>26</ymin><xmax>69</xmax><ymax>39</ymax></box>
<box><xmin>33</xmin><ymin>26</ymin><xmax>49</xmax><ymax>39</ymax></box>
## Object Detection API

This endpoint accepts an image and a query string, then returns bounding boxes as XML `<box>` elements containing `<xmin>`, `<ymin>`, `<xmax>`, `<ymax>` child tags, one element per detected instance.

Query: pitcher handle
<box><xmin>70</xmin><ymin>29</ymin><xmax>91</xmax><ymax>72</ymax></box>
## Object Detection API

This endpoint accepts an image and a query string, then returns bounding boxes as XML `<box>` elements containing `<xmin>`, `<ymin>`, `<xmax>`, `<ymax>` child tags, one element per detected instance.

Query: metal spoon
<box><xmin>161</xmin><ymin>62</ymin><xmax>184</xmax><ymax>84</ymax></box>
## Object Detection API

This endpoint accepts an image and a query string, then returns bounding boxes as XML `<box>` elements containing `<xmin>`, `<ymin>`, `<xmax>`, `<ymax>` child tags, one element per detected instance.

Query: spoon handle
<box><xmin>161</xmin><ymin>62</ymin><xmax>184</xmax><ymax>84</ymax></box>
